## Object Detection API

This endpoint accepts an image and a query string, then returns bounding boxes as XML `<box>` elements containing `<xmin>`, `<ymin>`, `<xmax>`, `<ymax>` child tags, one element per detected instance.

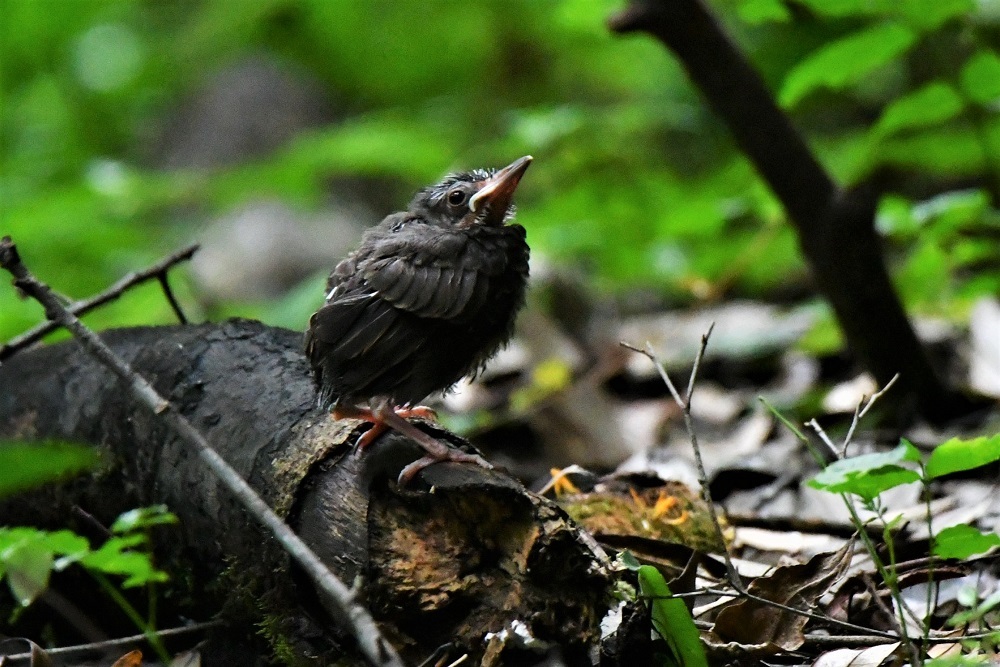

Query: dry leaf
<box><xmin>712</xmin><ymin>541</ymin><xmax>854</xmax><ymax>649</ymax></box>
<box><xmin>111</xmin><ymin>649</ymin><xmax>143</xmax><ymax>667</ymax></box>
<box><xmin>811</xmin><ymin>642</ymin><xmax>900</xmax><ymax>667</ymax></box>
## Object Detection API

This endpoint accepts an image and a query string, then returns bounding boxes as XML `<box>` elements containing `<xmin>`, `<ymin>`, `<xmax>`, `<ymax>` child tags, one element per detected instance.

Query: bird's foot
<box><xmin>332</xmin><ymin>404</ymin><xmax>438</xmax><ymax>451</ymax></box>
<box><xmin>397</xmin><ymin>449</ymin><xmax>493</xmax><ymax>486</ymax></box>
<box><xmin>371</xmin><ymin>403</ymin><xmax>492</xmax><ymax>484</ymax></box>
<box><xmin>332</xmin><ymin>403</ymin><xmax>489</xmax><ymax>483</ymax></box>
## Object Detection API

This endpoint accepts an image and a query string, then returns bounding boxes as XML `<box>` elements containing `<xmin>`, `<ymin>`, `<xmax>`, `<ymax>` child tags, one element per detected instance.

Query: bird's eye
<box><xmin>447</xmin><ymin>189</ymin><xmax>467</xmax><ymax>207</ymax></box>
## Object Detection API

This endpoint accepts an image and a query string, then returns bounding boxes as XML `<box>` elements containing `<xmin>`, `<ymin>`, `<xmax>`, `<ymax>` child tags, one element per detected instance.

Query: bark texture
<box><xmin>0</xmin><ymin>320</ymin><xmax>610</xmax><ymax>665</ymax></box>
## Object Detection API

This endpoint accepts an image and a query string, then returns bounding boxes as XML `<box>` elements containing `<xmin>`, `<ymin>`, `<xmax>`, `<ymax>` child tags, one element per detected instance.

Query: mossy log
<box><xmin>0</xmin><ymin>320</ymin><xmax>610</xmax><ymax>665</ymax></box>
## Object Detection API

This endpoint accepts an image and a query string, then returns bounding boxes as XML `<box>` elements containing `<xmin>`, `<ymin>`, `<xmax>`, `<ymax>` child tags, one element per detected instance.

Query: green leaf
<box><xmin>896</xmin><ymin>238</ymin><xmax>950</xmax><ymax>307</ymax></box>
<box><xmin>796</xmin><ymin>311</ymin><xmax>844</xmax><ymax>357</ymax></box>
<box><xmin>960</xmin><ymin>50</ymin><xmax>1000</xmax><ymax>104</ymax></box>
<box><xmin>926</xmin><ymin>433</ymin><xmax>1000</xmax><ymax>479</ymax></box>
<box><xmin>619</xmin><ymin>550</ymin><xmax>642</xmax><ymax>571</ymax></box>
<box><xmin>780</xmin><ymin>23</ymin><xmax>917</xmax><ymax>107</ymax></box>
<box><xmin>808</xmin><ymin>440</ymin><xmax>921</xmax><ymax>501</ymax></box>
<box><xmin>2</xmin><ymin>538</ymin><xmax>53</xmax><ymax>606</ymax></box>
<box><xmin>0</xmin><ymin>529</ymin><xmax>84</xmax><ymax>607</ymax></box>
<box><xmin>894</xmin><ymin>0</ymin><xmax>973</xmax><ymax>31</ymax></box>
<box><xmin>933</xmin><ymin>524</ymin><xmax>1000</xmax><ymax>559</ymax></box>
<box><xmin>911</xmin><ymin>189</ymin><xmax>989</xmax><ymax>233</ymax></box>
<box><xmin>873</xmin><ymin>82</ymin><xmax>964</xmax><ymax>137</ymax></box>
<box><xmin>81</xmin><ymin>536</ymin><xmax>168</xmax><ymax>588</ymax></box>
<box><xmin>947</xmin><ymin>588</ymin><xmax>1000</xmax><ymax>625</ymax></box>
<box><xmin>736</xmin><ymin>0</ymin><xmax>791</xmax><ymax>24</ymax></box>
<box><xmin>111</xmin><ymin>505</ymin><xmax>178</xmax><ymax>534</ymax></box>
<box><xmin>876</xmin><ymin>195</ymin><xmax>919</xmax><ymax>237</ymax></box>
<box><xmin>792</xmin><ymin>0</ymin><xmax>971</xmax><ymax>30</ymax></box>
<box><xmin>879</xmin><ymin>126</ymin><xmax>987</xmax><ymax>175</ymax></box>
<box><xmin>637</xmin><ymin>565</ymin><xmax>708</xmax><ymax>667</ymax></box>
<box><xmin>0</xmin><ymin>441</ymin><xmax>100</xmax><ymax>498</ymax></box>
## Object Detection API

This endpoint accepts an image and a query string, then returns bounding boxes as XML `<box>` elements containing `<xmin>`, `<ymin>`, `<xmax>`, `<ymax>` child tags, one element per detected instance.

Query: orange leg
<box><xmin>333</xmin><ymin>404</ymin><xmax>438</xmax><ymax>450</ymax></box>
<box><xmin>331</xmin><ymin>402</ymin><xmax>489</xmax><ymax>484</ymax></box>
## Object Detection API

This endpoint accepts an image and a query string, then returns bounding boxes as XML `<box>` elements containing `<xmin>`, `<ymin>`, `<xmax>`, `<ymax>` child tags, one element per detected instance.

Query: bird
<box><xmin>304</xmin><ymin>156</ymin><xmax>532</xmax><ymax>483</ymax></box>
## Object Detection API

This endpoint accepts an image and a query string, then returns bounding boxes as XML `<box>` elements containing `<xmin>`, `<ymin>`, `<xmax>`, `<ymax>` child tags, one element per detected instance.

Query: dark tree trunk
<box><xmin>609</xmin><ymin>0</ymin><xmax>979</xmax><ymax>421</ymax></box>
<box><xmin>0</xmin><ymin>320</ymin><xmax>610</xmax><ymax>665</ymax></box>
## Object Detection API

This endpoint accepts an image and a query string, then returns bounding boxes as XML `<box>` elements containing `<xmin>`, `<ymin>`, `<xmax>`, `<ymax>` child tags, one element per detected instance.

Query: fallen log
<box><xmin>0</xmin><ymin>320</ymin><xmax>611</xmax><ymax>665</ymax></box>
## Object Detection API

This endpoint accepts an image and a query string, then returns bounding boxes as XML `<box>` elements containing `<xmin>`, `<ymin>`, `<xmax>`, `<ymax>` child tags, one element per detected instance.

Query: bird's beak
<box><xmin>469</xmin><ymin>155</ymin><xmax>532</xmax><ymax>225</ymax></box>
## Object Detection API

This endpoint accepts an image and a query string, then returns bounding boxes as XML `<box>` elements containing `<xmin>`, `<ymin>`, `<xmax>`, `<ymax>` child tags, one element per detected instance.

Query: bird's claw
<box><xmin>397</xmin><ymin>449</ymin><xmax>493</xmax><ymax>485</ymax></box>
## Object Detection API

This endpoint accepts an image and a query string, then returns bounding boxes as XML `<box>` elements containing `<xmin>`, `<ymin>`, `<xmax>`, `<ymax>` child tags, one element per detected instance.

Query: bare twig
<box><xmin>622</xmin><ymin>328</ymin><xmax>740</xmax><ymax>590</ymax></box>
<box><xmin>843</xmin><ymin>374</ymin><xmax>899</xmax><ymax>456</ymax></box>
<box><xmin>805</xmin><ymin>381</ymin><xmax>928</xmax><ymax>651</ymax></box>
<box><xmin>0</xmin><ymin>244</ymin><xmax>198</xmax><ymax>362</ymax></box>
<box><xmin>622</xmin><ymin>333</ymin><xmax>911</xmax><ymax>641</ymax></box>
<box><xmin>806</xmin><ymin>418</ymin><xmax>839</xmax><ymax>459</ymax></box>
<box><xmin>862</xmin><ymin>572</ymin><xmax>921</xmax><ymax>664</ymax></box>
<box><xmin>0</xmin><ymin>620</ymin><xmax>220</xmax><ymax>664</ymax></box>
<box><xmin>156</xmin><ymin>271</ymin><xmax>189</xmax><ymax>324</ymax></box>
<box><xmin>0</xmin><ymin>236</ymin><xmax>403</xmax><ymax>667</ymax></box>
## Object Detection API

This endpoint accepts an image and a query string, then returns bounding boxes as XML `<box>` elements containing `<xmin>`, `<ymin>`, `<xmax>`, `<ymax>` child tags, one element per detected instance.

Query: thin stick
<box><xmin>806</xmin><ymin>396</ymin><xmax>926</xmax><ymax>644</ymax></box>
<box><xmin>843</xmin><ymin>373</ymin><xmax>899</xmax><ymax>456</ymax></box>
<box><xmin>622</xmin><ymin>334</ymin><xmax>909</xmax><ymax>641</ymax></box>
<box><xmin>0</xmin><ymin>244</ymin><xmax>198</xmax><ymax>362</ymax></box>
<box><xmin>623</xmin><ymin>330</ymin><xmax>742</xmax><ymax>590</ymax></box>
<box><xmin>156</xmin><ymin>272</ymin><xmax>189</xmax><ymax>324</ymax></box>
<box><xmin>0</xmin><ymin>237</ymin><xmax>403</xmax><ymax>667</ymax></box>
<box><xmin>0</xmin><ymin>621</ymin><xmax>220</xmax><ymax>663</ymax></box>
<box><xmin>862</xmin><ymin>572</ymin><xmax>921</xmax><ymax>665</ymax></box>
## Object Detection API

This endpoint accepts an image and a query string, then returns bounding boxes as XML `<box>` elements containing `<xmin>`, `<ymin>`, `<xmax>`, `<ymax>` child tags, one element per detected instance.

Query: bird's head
<box><xmin>410</xmin><ymin>156</ymin><xmax>532</xmax><ymax>228</ymax></box>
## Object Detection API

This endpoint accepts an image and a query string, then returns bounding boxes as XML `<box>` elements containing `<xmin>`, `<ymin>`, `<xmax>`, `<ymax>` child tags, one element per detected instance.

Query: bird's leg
<box><xmin>333</xmin><ymin>404</ymin><xmax>439</xmax><ymax>451</ymax></box>
<box><xmin>332</xmin><ymin>405</ymin><xmax>387</xmax><ymax>450</ymax></box>
<box><xmin>370</xmin><ymin>402</ymin><xmax>493</xmax><ymax>485</ymax></box>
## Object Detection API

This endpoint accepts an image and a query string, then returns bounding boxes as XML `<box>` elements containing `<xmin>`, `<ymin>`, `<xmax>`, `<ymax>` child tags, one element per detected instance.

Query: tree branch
<box><xmin>0</xmin><ymin>236</ymin><xmax>404</xmax><ymax>667</ymax></box>
<box><xmin>0</xmin><ymin>244</ymin><xmax>198</xmax><ymax>363</ymax></box>
<box><xmin>609</xmin><ymin>0</ymin><xmax>974</xmax><ymax>420</ymax></box>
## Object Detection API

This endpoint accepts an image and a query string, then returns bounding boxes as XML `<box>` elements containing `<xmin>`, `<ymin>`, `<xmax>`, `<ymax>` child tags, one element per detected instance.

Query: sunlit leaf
<box><xmin>873</xmin><ymin>82</ymin><xmax>964</xmax><ymax>137</ymax></box>
<box><xmin>933</xmin><ymin>524</ymin><xmax>1000</xmax><ymax>559</ymax></box>
<box><xmin>1</xmin><ymin>534</ymin><xmax>54</xmax><ymax>606</ymax></box>
<box><xmin>808</xmin><ymin>440</ymin><xmax>921</xmax><ymax>501</ymax></box>
<box><xmin>0</xmin><ymin>527</ymin><xmax>90</xmax><ymax>606</ymax></box>
<box><xmin>911</xmin><ymin>189</ymin><xmax>989</xmax><ymax>233</ymax></box>
<box><xmin>111</xmin><ymin>505</ymin><xmax>178</xmax><ymax>534</ymax></box>
<box><xmin>960</xmin><ymin>50</ymin><xmax>1000</xmax><ymax>104</ymax></box>
<box><xmin>780</xmin><ymin>23</ymin><xmax>917</xmax><ymax>107</ymax></box>
<box><xmin>926</xmin><ymin>433</ymin><xmax>1000</xmax><ymax>479</ymax></box>
<box><xmin>796</xmin><ymin>309</ymin><xmax>844</xmax><ymax>356</ymax></box>
<box><xmin>793</xmin><ymin>0</ymin><xmax>892</xmax><ymax>18</ymax></box>
<box><xmin>0</xmin><ymin>441</ymin><xmax>100</xmax><ymax>498</ymax></box>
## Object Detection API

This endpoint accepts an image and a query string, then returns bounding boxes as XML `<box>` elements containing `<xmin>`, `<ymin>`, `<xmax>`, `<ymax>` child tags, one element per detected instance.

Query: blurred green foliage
<box><xmin>2</xmin><ymin>0</ymin><xmax>1000</xmax><ymax>344</ymax></box>
<box><xmin>0</xmin><ymin>440</ymin><xmax>100</xmax><ymax>499</ymax></box>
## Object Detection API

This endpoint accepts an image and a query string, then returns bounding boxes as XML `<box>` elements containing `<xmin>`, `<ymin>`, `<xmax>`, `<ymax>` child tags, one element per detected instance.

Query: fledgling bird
<box><xmin>304</xmin><ymin>156</ymin><xmax>532</xmax><ymax>483</ymax></box>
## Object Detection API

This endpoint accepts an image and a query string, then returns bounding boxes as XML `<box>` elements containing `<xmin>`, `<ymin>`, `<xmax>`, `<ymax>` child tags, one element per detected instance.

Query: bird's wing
<box><xmin>359</xmin><ymin>225</ymin><xmax>496</xmax><ymax>321</ymax></box>
<box><xmin>306</xmin><ymin>291</ymin><xmax>427</xmax><ymax>369</ymax></box>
